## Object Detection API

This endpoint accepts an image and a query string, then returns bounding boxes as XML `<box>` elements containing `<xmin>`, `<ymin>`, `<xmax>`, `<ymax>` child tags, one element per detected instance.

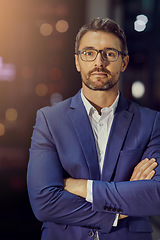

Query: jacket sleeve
<box><xmin>27</xmin><ymin>109</ymin><xmax>116</xmax><ymax>233</ymax></box>
<box><xmin>92</xmin><ymin>112</ymin><xmax>160</xmax><ymax>216</ymax></box>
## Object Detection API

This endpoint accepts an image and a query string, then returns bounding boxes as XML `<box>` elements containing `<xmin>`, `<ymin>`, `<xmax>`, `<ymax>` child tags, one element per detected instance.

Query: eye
<box><xmin>107</xmin><ymin>50</ymin><xmax>116</xmax><ymax>57</ymax></box>
<box><xmin>102</xmin><ymin>49</ymin><xmax>117</xmax><ymax>61</ymax></box>
<box><xmin>83</xmin><ymin>50</ymin><xmax>95</xmax><ymax>56</ymax></box>
<box><xmin>79</xmin><ymin>49</ymin><xmax>97</xmax><ymax>61</ymax></box>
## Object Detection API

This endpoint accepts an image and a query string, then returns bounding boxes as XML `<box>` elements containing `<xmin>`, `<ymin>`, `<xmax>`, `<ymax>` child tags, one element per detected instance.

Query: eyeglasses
<box><xmin>77</xmin><ymin>48</ymin><xmax>125</xmax><ymax>62</ymax></box>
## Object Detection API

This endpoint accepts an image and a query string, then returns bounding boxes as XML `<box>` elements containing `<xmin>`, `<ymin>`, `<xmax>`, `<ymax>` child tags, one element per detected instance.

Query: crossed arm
<box><xmin>64</xmin><ymin>158</ymin><xmax>158</xmax><ymax>219</ymax></box>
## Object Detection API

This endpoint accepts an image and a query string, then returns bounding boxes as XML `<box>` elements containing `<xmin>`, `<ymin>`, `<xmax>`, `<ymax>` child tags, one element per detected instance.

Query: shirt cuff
<box><xmin>86</xmin><ymin>180</ymin><xmax>93</xmax><ymax>203</ymax></box>
<box><xmin>113</xmin><ymin>214</ymin><xmax>119</xmax><ymax>227</ymax></box>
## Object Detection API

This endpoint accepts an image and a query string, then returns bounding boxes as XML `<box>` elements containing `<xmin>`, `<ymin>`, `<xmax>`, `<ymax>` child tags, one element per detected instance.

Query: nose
<box><xmin>94</xmin><ymin>52</ymin><xmax>107</xmax><ymax>67</ymax></box>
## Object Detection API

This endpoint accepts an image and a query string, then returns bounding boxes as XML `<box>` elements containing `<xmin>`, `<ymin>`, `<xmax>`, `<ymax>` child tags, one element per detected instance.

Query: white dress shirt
<box><xmin>81</xmin><ymin>90</ymin><xmax>119</xmax><ymax>239</ymax></box>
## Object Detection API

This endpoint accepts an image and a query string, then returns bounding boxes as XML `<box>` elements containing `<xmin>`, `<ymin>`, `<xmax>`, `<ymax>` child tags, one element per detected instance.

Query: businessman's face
<box><xmin>75</xmin><ymin>31</ymin><xmax>129</xmax><ymax>92</ymax></box>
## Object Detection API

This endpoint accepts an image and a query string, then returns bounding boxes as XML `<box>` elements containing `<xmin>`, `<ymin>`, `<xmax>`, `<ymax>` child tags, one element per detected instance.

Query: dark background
<box><xmin>0</xmin><ymin>0</ymin><xmax>160</xmax><ymax>239</ymax></box>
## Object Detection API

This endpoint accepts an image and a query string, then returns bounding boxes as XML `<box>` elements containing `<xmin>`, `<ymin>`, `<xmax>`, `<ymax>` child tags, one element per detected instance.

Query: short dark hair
<box><xmin>75</xmin><ymin>17</ymin><xmax>128</xmax><ymax>55</ymax></box>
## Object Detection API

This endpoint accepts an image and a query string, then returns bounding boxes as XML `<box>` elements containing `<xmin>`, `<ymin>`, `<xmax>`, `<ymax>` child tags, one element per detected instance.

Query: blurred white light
<box><xmin>134</xmin><ymin>20</ymin><xmax>146</xmax><ymax>32</ymax></box>
<box><xmin>134</xmin><ymin>14</ymin><xmax>148</xmax><ymax>32</ymax></box>
<box><xmin>0</xmin><ymin>57</ymin><xmax>16</xmax><ymax>82</ymax></box>
<box><xmin>136</xmin><ymin>14</ymin><xmax>148</xmax><ymax>24</ymax></box>
<box><xmin>132</xmin><ymin>81</ymin><xmax>145</xmax><ymax>98</ymax></box>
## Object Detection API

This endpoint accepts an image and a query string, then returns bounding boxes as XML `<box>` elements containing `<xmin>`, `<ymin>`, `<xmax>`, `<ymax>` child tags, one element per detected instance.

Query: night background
<box><xmin>0</xmin><ymin>0</ymin><xmax>160</xmax><ymax>239</ymax></box>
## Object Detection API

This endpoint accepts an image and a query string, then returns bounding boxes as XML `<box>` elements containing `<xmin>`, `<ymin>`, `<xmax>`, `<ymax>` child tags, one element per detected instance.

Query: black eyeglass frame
<box><xmin>76</xmin><ymin>48</ymin><xmax>126</xmax><ymax>62</ymax></box>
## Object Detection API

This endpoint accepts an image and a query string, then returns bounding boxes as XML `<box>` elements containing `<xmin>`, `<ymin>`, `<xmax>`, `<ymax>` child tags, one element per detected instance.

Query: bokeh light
<box><xmin>134</xmin><ymin>14</ymin><xmax>148</xmax><ymax>32</ymax></box>
<box><xmin>134</xmin><ymin>20</ymin><xmax>146</xmax><ymax>32</ymax></box>
<box><xmin>5</xmin><ymin>108</ymin><xmax>18</xmax><ymax>122</ymax></box>
<box><xmin>0</xmin><ymin>123</ymin><xmax>5</xmax><ymax>136</ymax></box>
<box><xmin>56</xmin><ymin>20</ymin><xmax>69</xmax><ymax>33</ymax></box>
<box><xmin>40</xmin><ymin>23</ymin><xmax>53</xmax><ymax>36</ymax></box>
<box><xmin>0</xmin><ymin>57</ymin><xmax>16</xmax><ymax>82</ymax></box>
<box><xmin>137</xmin><ymin>14</ymin><xmax>148</xmax><ymax>24</ymax></box>
<box><xmin>132</xmin><ymin>81</ymin><xmax>145</xmax><ymax>98</ymax></box>
<box><xmin>35</xmin><ymin>83</ymin><xmax>48</xmax><ymax>96</ymax></box>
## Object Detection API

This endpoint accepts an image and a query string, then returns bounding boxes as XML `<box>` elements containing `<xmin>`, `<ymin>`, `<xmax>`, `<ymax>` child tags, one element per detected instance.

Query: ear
<box><xmin>121</xmin><ymin>55</ymin><xmax>129</xmax><ymax>72</ymax></box>
<box><xmin>75</xmin><ymin>54</ymin><xmax>81</xmax><ymax>72</ymax></box>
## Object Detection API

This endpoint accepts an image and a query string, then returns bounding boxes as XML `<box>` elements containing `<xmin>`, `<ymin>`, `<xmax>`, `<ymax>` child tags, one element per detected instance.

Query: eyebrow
<box><xmin>80</xmin><ymin>46</ymin><xmax>119</xmax><ymax>52</ymax></box>
<box><xmin>80</xmin><ymin>46</ymin><xmax>96</xmax><ymax>51</ymax></box>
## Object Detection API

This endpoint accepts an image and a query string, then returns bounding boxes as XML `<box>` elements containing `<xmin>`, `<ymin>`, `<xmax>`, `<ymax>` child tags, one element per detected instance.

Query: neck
<box><xmin>82</xmin><ymin>84</ymin><xmax>118</xmax><ymax>114</ymax></box>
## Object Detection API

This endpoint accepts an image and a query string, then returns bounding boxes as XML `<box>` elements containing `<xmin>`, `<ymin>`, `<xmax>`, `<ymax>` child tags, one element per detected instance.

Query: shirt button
<box><xmin>88</xmin><ymin>230</ymin><xmax>94</xmax><ymax>237</ymax></box>
<box><xmin>99</xmin><ymin>123</ymin><xmax>103</xmax><ymax>126</ymax></box>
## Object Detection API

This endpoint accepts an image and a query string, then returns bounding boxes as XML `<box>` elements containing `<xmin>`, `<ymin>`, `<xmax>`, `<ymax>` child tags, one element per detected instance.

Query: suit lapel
<box><xmin>67</xmin><ymin>91</ymin><xmax>100</xmax><ymax>180</ymax></box>
<box><xmin>101</xmin><ymin>95</ymin><xmax>134</xmax><ymax>181</ymax></box>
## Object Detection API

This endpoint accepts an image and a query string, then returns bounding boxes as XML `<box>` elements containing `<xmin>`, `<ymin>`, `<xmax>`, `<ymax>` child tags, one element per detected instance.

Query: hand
<box><xmin>64</xmin><ymin>178</ymin><xmax>87</xmax><ymax>198</ymax></box>
<box><xmin>119</xmin><ymin>158</ymin><xmax>157</xmax><ymax>220</ymax></box>
<box><xmin>130</xmin><ymin>158</ymin><xmax>157</xmax><ymax>181</ymax></box>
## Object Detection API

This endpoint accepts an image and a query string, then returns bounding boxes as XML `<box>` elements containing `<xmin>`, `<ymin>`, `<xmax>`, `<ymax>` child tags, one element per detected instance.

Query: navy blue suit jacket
<box><xmin>27</xmin><ymin>91</ymin><xmax>160</xmax><ymax>240</ymax></box>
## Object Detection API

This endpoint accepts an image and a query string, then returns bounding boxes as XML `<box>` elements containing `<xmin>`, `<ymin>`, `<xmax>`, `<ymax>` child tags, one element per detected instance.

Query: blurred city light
<box><xmin>134</xmin><ymin>14</ymin><xmax>148</xmax><ymax>32</ymax></box>
<box><xmin>56</xmin><ymin>20</ymin><xmax>69</xmax><ymax>33</ymax></box>
<box><xmin>0</xmin><ymin>57</ymin><xmax>16</xmax><ymax>81</ymax></box>
<box><xmin>40</xmin><ymin>23</ymin><xmax>53</xmax><ymax>36</ymax></box>
<box><xmin>134</xmin><ymin>20</ymin><xmax>146</xmax><ymax>32</ymax></box>
<box><xmin>0</xmin><ymin>123</ymin><xmax>5</xmax><ymax>136</ymax></box>
<box><xmin>5</xmin><ymin>108</ymin><xmax>18</xmax><ymax>122</ymax></box>
<box><xmin>137</xmin><ymin>14</ymin><xmax>148</xmax><ymax>24</ymax></box>
<box><xmin>132</xmin><ymin>81</ymin><xmax>145</xmax><ymax>98</ymax></box>
<box><xmin>35</xmin><ymin>83</ymin><xmax>48</xmax><ymax>96</ymax></box>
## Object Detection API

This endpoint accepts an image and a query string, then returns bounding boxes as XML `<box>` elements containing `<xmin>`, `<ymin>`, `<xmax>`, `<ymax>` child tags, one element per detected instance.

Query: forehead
<box><xmin>79</xmin><ymin>31</ymin><xmax>121</xmax><ymax>50</ymax></box>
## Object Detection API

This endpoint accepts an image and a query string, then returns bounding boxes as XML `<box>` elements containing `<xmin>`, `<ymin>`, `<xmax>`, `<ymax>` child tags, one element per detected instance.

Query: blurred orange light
<box><xmin>56</xmin><ymin>20</ymin><xmax>69</xmax><ymax>33</ymax></box>
<box><xmin>5</xmin><ymin>108</ymin><xmax>18</xmax><ymax>121</ymax></box>
<box><xmin>40</xmin><ymin>23</ymin><xmax>53</xmax><ymax>36</ymax></box>
<box><xmin>35</xmin><ymin>83</ymin><xmax>48</xmax><ymax>96</ymax></box>
<box><xmin>0</xmin><ymin>123</ymin><xmax>5</xmax><ymax>136</ymax></box>
<box><xmin>49</xmin><ymin>67</ymin><xmax>62</xmax><ymax>81</ymax></box>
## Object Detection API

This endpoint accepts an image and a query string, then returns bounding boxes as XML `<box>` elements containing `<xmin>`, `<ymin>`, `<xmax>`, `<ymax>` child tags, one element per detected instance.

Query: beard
<box><xmin>81</xmin><ymin>67</ymin><xmax>120</xmax><ymax>91</ymax></box>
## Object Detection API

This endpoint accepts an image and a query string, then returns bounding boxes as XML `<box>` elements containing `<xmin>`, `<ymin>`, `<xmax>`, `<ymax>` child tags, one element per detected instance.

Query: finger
<box><xmin>136</xmin><ymin>158</ymin><xmax>156</xmax><ymax>171</ymax></box>
<box><xmin>138</xmin><ymin>161</ymin><xmax>157</xmax><ymax>179</ymax></box>
<box><xmin>138</xmin><ymin>161</ymin><xmax>157</xmax><ymax>180</ymax></box>
<box><xmin>144</xmin><ymin>170</ymin><xmax>155</xmax><ymax>180</ymax></box>
<box><xmin>131</xmin><ymin>159</ymin><xmax>156</xmax><ymax>181</ymax></box>
<box><xmin>130</xmin><ymin>158</ymin><xmax>157</xmax><ymax>181</ymax></box>
<box><xmin>130</xmin><ymin>158</ymin><xmax>150</xmax><ymax>180</ymax></box>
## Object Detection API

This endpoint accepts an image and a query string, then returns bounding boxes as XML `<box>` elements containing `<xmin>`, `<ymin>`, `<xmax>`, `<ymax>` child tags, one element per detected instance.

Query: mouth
<box><xmin>91</xmin><ymin>72</ymin><xmax>107</xmax><ymax>76</ymax></box>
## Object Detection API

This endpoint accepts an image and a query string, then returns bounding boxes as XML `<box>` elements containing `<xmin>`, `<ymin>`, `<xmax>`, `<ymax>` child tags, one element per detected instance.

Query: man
<box><xmin>27</xmin><ymin>18</ymin><xmax>160</xmax><ymax>240</ymax></box>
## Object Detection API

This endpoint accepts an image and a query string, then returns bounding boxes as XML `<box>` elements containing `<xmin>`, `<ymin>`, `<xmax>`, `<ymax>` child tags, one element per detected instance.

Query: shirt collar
<box><xmin>81</xmin><ymin>89</ymin><xmax>119</xmax><ymax>116</ymax></box>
